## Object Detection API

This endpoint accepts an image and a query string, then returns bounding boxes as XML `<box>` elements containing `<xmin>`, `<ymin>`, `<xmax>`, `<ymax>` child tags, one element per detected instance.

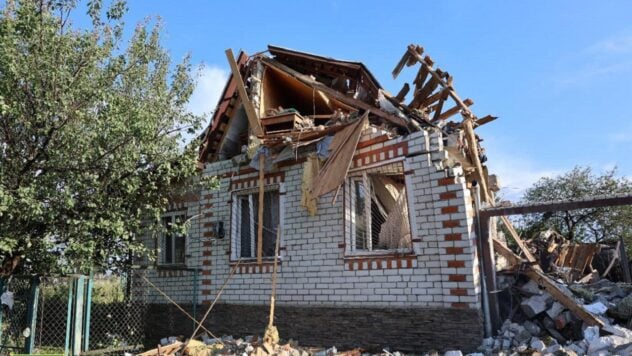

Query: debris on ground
<box><xmin>136</xmin><ymin>334</ymin><xmax>409</xmax><ymax>356</ymax></box>
<box><xmin>464</xmin><ymin>229</ymin><xmax>632</xmax><ymax>355</ymax></box>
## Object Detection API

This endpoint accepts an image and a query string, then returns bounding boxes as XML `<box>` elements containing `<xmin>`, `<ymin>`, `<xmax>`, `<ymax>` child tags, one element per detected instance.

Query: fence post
<box><xmin>82</xmin><ymin>272</ymin><xmax>93</xmax><ymax>352</ymax></box>
<box><xmin>64</xmin><ymin>277</ymin><xmax>75</xmax><ymax>356</ymax></box>
<box><xmin>71</xmin><ymin>276</ymin><xmax>85</xmax><ymax>356</ymax></box>
<box><xmin>24</xmin><ymin>276</ymin><xmax>40</xmax><ymax>354</ymax></box>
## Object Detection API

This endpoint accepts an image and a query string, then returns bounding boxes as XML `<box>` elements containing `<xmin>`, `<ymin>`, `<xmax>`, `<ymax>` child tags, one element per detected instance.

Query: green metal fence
<box><xmin>0</xmin><ymin>271</ymin><xmax>147</xmax><ymax>356</ymax></box>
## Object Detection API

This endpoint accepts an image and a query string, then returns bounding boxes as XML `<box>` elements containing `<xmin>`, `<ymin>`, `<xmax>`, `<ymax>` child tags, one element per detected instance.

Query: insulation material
<box><xmin>371</xmin><ymin>176</ymin><xmax>412</xmax><ymax>250</ymax></box>
<box><xmin>301</xmin><ymin>154</ymin><xmax>320</xmax><ymax>216</ymax></box>
<box><xmin>310</xmin><ymin>113</ymin><xmax>368</xmax><ymax>199</ymax></box>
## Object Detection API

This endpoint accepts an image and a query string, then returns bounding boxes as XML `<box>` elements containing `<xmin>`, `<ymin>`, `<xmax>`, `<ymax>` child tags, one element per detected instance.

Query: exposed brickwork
<box><xmin>143</xmin><ymin>127</ymin><xmax>483</xmax><ymax>334</ymax></box>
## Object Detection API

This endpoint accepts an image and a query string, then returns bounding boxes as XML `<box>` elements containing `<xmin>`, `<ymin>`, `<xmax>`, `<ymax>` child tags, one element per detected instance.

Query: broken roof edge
<box><xmin>268</xmin><ymin>44</ymin><xmax>384</xmax><ymax>92</ymax></box>
<box><xmin>197</xmin><ymin>50</ymin><xmax>248</xmax><ymax>165</ymax></box>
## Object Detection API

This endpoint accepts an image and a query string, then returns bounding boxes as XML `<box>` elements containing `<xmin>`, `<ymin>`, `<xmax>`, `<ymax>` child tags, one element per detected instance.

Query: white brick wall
<box><xmin>145</xmin><ymin>129</ymin><xmax>482</xmax><ymax>310</ymax></box>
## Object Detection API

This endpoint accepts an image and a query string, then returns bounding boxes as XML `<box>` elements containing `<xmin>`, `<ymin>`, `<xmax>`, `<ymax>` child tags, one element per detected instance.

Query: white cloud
<box><xmin>589</xmin><ymin>34</ymin><xmax>632</xmax><ymax>54</ymax></box>
<box><xmin>187</xmin><ymin>65</ymin><xmax>229</xmax><ymax>117</ymax></box>
<box><xmin>554</xmin><ymin>33</ymin><xmax>632</xmax><ymax>86</ymax></box>
<box><xmin>485</xmin><ymin>154</ymin><xmax>562</xmax><ymax>203</ymax></box>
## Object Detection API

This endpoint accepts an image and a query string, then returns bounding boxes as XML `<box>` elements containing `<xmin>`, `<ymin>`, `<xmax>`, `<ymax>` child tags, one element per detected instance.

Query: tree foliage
<box><xmin>0</xmin><ymin>0</ymin><xmax>207</xmax><ymax>276</ymax></box>
<box><xmin>519</xmin><ymin>167</ymin><xmax>632</xmax><ymax>244</ymax></box>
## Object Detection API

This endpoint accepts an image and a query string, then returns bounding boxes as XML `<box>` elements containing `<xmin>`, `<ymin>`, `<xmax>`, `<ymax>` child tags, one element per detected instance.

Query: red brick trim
<box><xmin>445</xmin><ymin>247</ymin><xmax>464</xmax><ymax>255</ymax></box>
<box><xmin>447</xmin><ymin>260</ymin><xmax>465</xmax><ymax>268</ymax></box>
<box><xmin>352</xmin><ymin>142</ymin><xmax>408</xmax><ymax>168</ymax></box>
<box><xmin>230</xmin><ymin>172</ymin><xmax>285</xmax><ymax>190</ymax></box>
<box><xmin>444</xmin><ymin>233</ymin><xmax>462</xmax><ymax>241</ymax></box>
<box><xmin>441</xmin><ymin>206</ymin><xmax>458</xmax><ymax>214</ymax></box>
<box><xmin>439</xmin><ymin>192</ymin><xmax>457</xmax><ymax>200</ymax></box>
<box><xmin>451</xmin><ymin>302</ymin><xmax>469</xmax><ymax>309</ymax></box>
<box><xmin>450</xmin><ymin>288</ymin><xmax>468</xmax><ymax>296</ymax></box>
<box><xmin>344</xmin><ymin>255</ymin><xmax>416</xmax><ymax>271</ymax></box>
<box><xmin>449</xmin><ymin>274</ymin><xmax>466</xmax><ymax>282</ymax></box>
<box><xmin>230</xmin><ymin>261</ymin><xmax>282</xmax><ymax>274</ymax></box>
<box><xmin>437</xmin><ymin>177</ymin><xmax>455</xmax><ymax>186</ymax></box>
<box><xmin>442</xmin><ymin>220</ymin><xmax>460</xmax><ymax>228</ymax></box>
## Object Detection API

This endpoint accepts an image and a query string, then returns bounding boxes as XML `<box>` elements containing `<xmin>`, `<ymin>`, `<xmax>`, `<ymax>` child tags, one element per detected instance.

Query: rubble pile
<box><xmin>473</xmin><ymin>271</ymin><xmax>632</xmax><ymax>354</ymax></box>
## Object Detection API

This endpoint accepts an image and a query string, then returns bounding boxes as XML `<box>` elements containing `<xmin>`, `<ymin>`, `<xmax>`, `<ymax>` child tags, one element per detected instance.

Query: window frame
<box><xmin>345</xmin><ymin>163</ymin><xmax>413</xmax><ymax>256</ymax></box>
<box><xmin>230</xmin><ymin>183</ymin><xmax>284</xmax><ymax>261</ymax></box>
<box><xmin>158</xmin><ymin>211</ymin><xmax>188</xmax><ymax>267</ymax></box>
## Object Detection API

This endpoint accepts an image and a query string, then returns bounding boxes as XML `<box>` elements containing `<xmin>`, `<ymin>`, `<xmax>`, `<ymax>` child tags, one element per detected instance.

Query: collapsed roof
<box><xmin>197</xmin><ymin>44</ymin><xmax>498</xmax><ymax>198</ymax></box>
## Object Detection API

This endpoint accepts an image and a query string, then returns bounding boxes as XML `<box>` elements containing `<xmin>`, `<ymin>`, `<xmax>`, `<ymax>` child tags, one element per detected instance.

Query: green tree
<box><xmin>0</xmin><ymin>0</ymin><xmax>205</xmax><ymax>276</ymax></box>
<box><xmin>519</xmin><ymin>166</ymin><xmax>632</xmax><ymax>244</ymax></box>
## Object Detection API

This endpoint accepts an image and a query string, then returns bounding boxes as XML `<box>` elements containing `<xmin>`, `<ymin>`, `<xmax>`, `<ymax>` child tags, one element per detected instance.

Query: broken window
<box><xmin>233</xmin><ymin>188</ymin><xmax>280</xmax><ymax>259</ymax></box>
<box><xmin>348</xmin><ymin>164</ymin><xmax>412</xmax><ymax>252</ymax></box>
<box><xmin>160</xmin><ymin>213</ymin><xmax>186</xmax><ymax>265</ymax></box>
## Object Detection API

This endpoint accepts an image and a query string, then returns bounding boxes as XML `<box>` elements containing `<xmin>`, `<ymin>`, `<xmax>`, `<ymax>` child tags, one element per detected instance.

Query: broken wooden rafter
<box><xmin>419</xmin><ymin>87</ymin><xmax>449</xmax><ymax>108</ymax></box>
<box><xmin>411</xmin><ymin>76</ymin><xmax>441</xmax><ymax>108</ymax></box>
<box><xmin>260</xmin><ymin>57</ymin><xmax>411</xmax><ymax>130</ymax></box>
<box><xmin>392</xmin><ymin>46</ymin><xmax>423</xmax><ymax>79</ymax></box>
<box><xmin>436</xmin><ymin>98</ymin><xmax>474</xmax><ymax>122</ymax></box>
<box><xmin>473</xmin><ymin>115</ymin><xmax>498</xmax><ymax>127</ymax></box>
<box><xmin>405</xmin><ymin>45</ymin><xmax>474</xmax><ymax>118</ymax></box>
<box><xmin>395</xmin><ymin>83</ymin><xmax>410</xmax><ymax>102</ymax></box>
<box><xmin>225</xmin><ymin>49</ymin><xmax>264</xmax><ymax>137</ymax></box>
<box><xmin>432</xmin><ymin>89</ymin><xmax>450</xmax><ymax>121</ymax></box>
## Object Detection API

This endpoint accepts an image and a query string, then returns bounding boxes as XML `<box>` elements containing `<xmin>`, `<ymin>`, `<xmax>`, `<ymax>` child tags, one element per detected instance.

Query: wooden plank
<box><xmin>410</xmin><ymin>76</ymin><xmax>440</xmax><ymax>108</ymax></box>
<box><xmin>432</xmin><ymin>89</ymin><xmax>450</xmax><ymax>121</ymax></box>
<box><xmin>413</xmin><ymin>63</ymin><xmax>430</xmax><ymax>88</ymax></box>
<box><xmin>474</xmin><ymin>115</ymin><xmax>498</xmax><ymax>127</ymax></box>
<box><xmin>260</xmin><ymin>57</ymin><xmax>410</xmax><ymax>130</ymax></box>
<box><xmin>225</xmin><ymin>49</ymin><xmax>263</xmax><ymax>137</ymax></box>
<box><xmin>525</xmin><ymin>268</ymin><xmax>604</xmax><ymax>327</ymax></box>
<box><xmin>603</xmin><ymin>241</ymin><xmax>620</xmax><ymax>277</ymax></box>
<box><xmin>395</xmin><ymin>83</ymin><xmax>410</xmax><ymax>102</ymax></box>
<box><xmin>392</xmin><ymin>51</ymin><xmax>413</xmax><ymax>79</ymax></box>
<box><xmin>257</xmin><ymin>153</ymin><xmax>265</xmax><ymax>264</ymax></box>
<box><xmin>260</xmin><ymin>112</ymin><xmax>304</xmax><ymax>126</ymax></box>
<box><xmin>437</xmin><ymin>98</ymin><xmax>474</xmax><ymax>122</ymax></box>
<box><xmin>480</xmin><ymin>194</ymin><xmax>632</xmax><ymax>218</ymax></box>
<box><xmin>492</xmin><ymin>236</ymin><xmax>604</xmax><ymax>327</ymax></box>
<box><xmin>419</xmin><ymin>87</ymin><xmax>449</xmax><ymax>108</ymax></box>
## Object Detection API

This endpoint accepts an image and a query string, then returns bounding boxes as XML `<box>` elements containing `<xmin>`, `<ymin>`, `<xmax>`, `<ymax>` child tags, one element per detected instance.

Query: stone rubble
<box><xmin>444</xmin><ymin>277</ymin><xmax>632</xmax><ymax>356</ymax></box>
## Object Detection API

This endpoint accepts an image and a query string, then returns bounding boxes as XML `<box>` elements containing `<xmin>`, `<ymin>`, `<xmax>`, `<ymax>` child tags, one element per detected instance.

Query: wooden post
<box><xmin>269</xmin><ymin>228</ymin><xmax>281</xmax><ymax>327</ymax></box>
<box><xmin>72</xmin><ymin>276</ymin><xmax>85</xmax><ymax>356</ymax></box>
<box><xmin>257</xmin><ymin>153</ymin><xmax>265</xmax><ymax>264</ymax></box>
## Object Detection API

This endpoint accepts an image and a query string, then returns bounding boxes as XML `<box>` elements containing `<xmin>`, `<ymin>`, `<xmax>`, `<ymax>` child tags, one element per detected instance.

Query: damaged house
<box><xmin>141</xmin><ymin>44</ymin><xmax>501</xmax><ymax>352</ymax></box>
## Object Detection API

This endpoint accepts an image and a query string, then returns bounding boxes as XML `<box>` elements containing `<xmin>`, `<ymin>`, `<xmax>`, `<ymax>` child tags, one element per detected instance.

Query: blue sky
<box><xmin>103</xmin><ymin>1</ymin><xmax>632</xmax><ymax>200</ymax></box>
